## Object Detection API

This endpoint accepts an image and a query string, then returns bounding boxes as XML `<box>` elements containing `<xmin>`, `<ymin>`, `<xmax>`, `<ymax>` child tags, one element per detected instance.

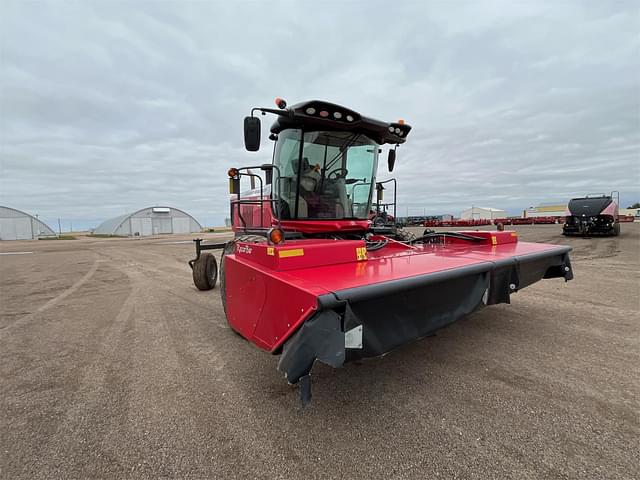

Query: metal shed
<box><xmin>94</xmin><ymin>206</ymin><xmax>202</xmax><ymax>236</ymax></box>
<box><xmin>0</xmin><ymin>206</ymin><xmax>56</xmax><ymax>240</ymax></box>
<box><xmin>460</xmin><ymin>206</ymin><xmax>507</xmax><ymax>220</ymax></box>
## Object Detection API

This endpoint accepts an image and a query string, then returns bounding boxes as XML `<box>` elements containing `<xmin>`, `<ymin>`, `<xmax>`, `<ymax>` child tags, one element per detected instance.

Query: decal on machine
<box><xmin>279</xmin><ymin>248</ymin><xmax>304</xmax><ymax>258</ymax></box>
<box><xmin>356</xmin><ymin>246</ymin><xmax>368</xmax><ymax>261</ymax></box>
<box><xmin>237</xmin><ymin>245</ymin><xmax>253</xmax><ymax>254</ymax></box>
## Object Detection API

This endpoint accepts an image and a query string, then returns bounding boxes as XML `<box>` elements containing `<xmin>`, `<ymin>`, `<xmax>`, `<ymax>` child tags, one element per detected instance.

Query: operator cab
<box><xmin>240</xmin><ymin>98</ymin><xmax>411</xmax><ymax>232</ymax></box>
<box><xmin>274</xmin><ymin>130</ymin><xmax>378</xmax><ymax>220</ymax></box>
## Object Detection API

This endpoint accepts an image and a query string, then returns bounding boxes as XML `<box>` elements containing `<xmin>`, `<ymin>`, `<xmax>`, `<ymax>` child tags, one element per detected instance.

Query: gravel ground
<box><xmin>1</xmin><ymin>224</ymin><xmax>638</xmax><ymax>479</ymax></box>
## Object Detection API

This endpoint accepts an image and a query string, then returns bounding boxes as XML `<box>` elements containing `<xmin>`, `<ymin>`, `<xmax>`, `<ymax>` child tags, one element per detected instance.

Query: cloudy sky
<box><xmin>1</xmin><ymin>1</ymin><xmax>639</xmax><ymax>229</ymax></box>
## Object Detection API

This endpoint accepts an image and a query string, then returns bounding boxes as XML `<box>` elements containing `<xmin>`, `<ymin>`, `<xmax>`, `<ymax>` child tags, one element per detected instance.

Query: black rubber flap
<box><xmin>341</xmin><ymin>270</ymin><xmax>490</xmax><ymax>359</ymax></box>
<box><xmin>277</xmin><ymin>309</ymin><xmax>345</xmax><ymax>384</ymax></box>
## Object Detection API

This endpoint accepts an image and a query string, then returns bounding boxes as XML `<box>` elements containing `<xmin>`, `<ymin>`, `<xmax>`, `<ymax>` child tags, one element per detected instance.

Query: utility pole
<box><xmin>58</xmin><ymin>218</ymin><xmax>62</xmax><ymax>234</ymax></box>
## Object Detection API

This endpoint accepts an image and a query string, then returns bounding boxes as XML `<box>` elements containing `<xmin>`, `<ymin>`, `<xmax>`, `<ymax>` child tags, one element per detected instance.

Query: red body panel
<box><xmin>223</xmin><ymin>230</ymin><xmax>566</xmax><ymax>353</ymax></box>
<box><xmin>224</xmin><ymin>257</ymin><xmax>325</xmax><ymax>351</ymax></box>
<box><xmin>279</xmin><ymin>219</ymin><xmax>370</xmax><ymax>233</ymax></box>
<box><xmin>235</xmin><ymin>239</ymin><xmax>367</xmax><ymax>271</ymax></box>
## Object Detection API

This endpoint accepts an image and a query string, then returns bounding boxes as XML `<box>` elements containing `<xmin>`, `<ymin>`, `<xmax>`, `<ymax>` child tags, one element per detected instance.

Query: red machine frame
<box><xmin>190</xmin><ymin>98</ymin><xmax>574</xmax><ymax>405</ymax></box>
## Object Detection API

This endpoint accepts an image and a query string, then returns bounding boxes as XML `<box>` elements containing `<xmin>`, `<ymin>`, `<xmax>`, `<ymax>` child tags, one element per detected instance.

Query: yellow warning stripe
<box><xmin>278</xmin><ymin>248</ymin><xmax>304</xmax><ymax>258</ymax></box>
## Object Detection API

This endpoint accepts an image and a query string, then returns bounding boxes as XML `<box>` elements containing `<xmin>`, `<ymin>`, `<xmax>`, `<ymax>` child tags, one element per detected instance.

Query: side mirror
<box><xmin>388</xmin><ymin>149</ymin><xmax>396</xmax><ymax>172</ymax></box>
<box><xmin>244</xmin><ymin>116</ymin><xmax>261</xmax><ymax>151</ymax></box>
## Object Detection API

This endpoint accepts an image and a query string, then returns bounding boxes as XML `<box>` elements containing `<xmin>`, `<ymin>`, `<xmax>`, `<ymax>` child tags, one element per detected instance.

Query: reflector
<box><xmin>268</xmin><ymin>227</ymin><xmax>285</xmax><ymax>244</ymax></box>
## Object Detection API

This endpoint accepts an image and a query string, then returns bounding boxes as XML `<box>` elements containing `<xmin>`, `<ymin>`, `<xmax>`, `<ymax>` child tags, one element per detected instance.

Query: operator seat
<box><xmin>335</xmin><ymin>178</ymin><xmax>352</xmax><ymax>217</ymax></box>
<box><xmin>294</xmin><ymin>157</ymin><xmax>321</xmax><ymax>217</ymax></box>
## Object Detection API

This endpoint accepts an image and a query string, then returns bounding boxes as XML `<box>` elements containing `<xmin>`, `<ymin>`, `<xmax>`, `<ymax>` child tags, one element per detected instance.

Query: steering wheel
<box><xmin>327</xmin><ymin>168</ymin><xmax>348</xmax><ymax>180</ymax></box>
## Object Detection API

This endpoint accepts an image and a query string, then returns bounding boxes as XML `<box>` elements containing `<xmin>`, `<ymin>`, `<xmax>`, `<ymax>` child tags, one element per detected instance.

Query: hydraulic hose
<box><xmin>409</xmin><ymin>232</ymin><xmax>485</xmax><ymax>244</ymax></box>
<box><xmin>365</xmin><ymin>238</ymin><xmax>389</xmax><ymax>251</ymax></box>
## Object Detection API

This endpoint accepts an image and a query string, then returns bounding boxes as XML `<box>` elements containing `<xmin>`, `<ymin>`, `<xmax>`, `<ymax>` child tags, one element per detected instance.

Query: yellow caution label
<box><xmin>279</xmin><ymin>248</ymin><xmax>304</xmax><ymax>258</ymax></box>
<box><xmin>491</xmin><ymin>236</ymin><xmax>498</xmax><ymax>245</ymax></box>
<box><xmin>267</xmin><ymin>247</ymin><xmax>275</xmax><ymax>256</ymax></box>
<box><xmin>356</xmin><ymin>246</ymin><xmax>368</xmax><ymax>261</ymax></box>
<box><xmin>510</xmin><ymin>232</ymin><xmax>518</xmax><ymax>237</ymax></box>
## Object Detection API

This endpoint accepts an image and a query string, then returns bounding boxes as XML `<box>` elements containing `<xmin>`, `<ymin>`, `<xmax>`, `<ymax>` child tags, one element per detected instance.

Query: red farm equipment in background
<box><xmin>189</xmin><ymin>98</ymin><xmax>574</xmax><ymax>404</ymax></box>
<box><xmin>423</xmin><ymin>219</ymin><xmax>492</xmax><ymax>228</ymax></box>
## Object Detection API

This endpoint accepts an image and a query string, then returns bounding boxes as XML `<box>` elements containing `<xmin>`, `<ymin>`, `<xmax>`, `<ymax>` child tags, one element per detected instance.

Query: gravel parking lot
<box><xmin>1</xmin><ymin>224</ymin><xmax>638</xmax><ymax>479</ymax></box>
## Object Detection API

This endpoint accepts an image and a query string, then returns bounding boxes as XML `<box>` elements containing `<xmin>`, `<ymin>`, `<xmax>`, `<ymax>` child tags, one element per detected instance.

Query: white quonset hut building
<box><xmin>94</xmin><ymin>206</ymin><xmax>202</xmax><ymax>237</ymax></box>
<box><xmin>460</xmin><ymin>206</ymin><xmax>507</xmax><ymax>220</ymax></box>
<box><xmin>0</xmin><ymin>206</ymin><xmax>56</xmax><ymax>240</ymax></box>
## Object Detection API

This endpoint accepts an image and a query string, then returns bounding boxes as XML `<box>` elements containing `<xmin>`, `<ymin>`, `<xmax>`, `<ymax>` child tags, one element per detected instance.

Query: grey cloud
<box><xmin>1</xmin><ymin>1</ymin><xmax>638</xmax><ymax>229</ymax></box>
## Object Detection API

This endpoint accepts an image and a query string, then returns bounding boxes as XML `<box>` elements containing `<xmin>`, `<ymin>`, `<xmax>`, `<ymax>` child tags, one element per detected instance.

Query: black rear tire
<box><xmin>192</xmin><ymin>253</ymin><xmax>218</xmax><ymax>291</ymax></box>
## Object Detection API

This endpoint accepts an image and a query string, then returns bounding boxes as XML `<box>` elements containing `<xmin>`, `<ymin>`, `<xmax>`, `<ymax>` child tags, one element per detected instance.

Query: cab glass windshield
<box><xmin>273</xmin><ymin>129</ymin><xmax>378</xmax><ymax>220</ymax></box>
